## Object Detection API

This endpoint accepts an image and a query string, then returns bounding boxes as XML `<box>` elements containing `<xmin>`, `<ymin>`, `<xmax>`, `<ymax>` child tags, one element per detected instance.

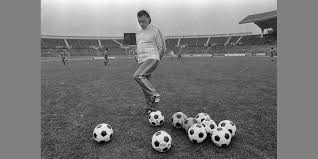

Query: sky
<box><xmin>41</xmin><ymin>0</ymin><xmax>277</xmax><ymax>37</ymax></box>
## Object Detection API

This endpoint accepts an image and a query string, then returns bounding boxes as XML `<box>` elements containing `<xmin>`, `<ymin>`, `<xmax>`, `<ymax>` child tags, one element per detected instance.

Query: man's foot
<box><xmin>144</xmin><ymin>106</ymin><xmax>154</xmax><ymax>115</ymax></box>
<box><xmin>151</xmin><ymin>94</ymin><xmax>160</xmax><ymax>105</ymax></box>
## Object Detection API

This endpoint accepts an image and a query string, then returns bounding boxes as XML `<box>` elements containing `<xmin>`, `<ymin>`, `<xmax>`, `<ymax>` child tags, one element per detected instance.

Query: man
<box><xmin>206</xmin><ymin>45</ymin><xmax>213</xmax><ymax>59</ymax></box>
<box><xmin>265</xmin><ymin>41</ymin><xmax>275</xmax><ymax>62</ymax></box>
<box><xmin>268</xmin><ymin>47</ymin><xmax>275</xmax><ymax>62</ymax></box>
<box><xmin>59</xmin><ymin>49</ymin><xmax>67</xmax><ymax>65</ymax></box>
<box><xmin>177</xmin><ymin>46</ymin><xmax>182</xmax><ymax>61</ymax></box>
<box><xmin>104</xmin><ymin>47</ymin><xmax>109</xmax><ymax>66</ymax></box>
<box><xmin>133</xmin><ymin>10</ymin><xmax>166</xmax><ymax>114</ymax></box>
<box><xmin>211</xmin><ymin>43</ymin><xmax>216</xmax><ymax>59</ymax></box>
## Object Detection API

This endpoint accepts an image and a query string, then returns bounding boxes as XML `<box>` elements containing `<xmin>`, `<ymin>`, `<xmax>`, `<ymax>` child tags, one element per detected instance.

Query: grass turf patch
<box><xmin>41</xmin><ymin>57</ymin><xmax>277</xmax><ymax>159</ymax></box>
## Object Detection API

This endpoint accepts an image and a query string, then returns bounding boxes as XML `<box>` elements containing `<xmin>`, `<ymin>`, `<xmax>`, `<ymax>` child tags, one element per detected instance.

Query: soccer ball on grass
<box><xmin>171</xmin><ymin>112</ymin><xmax>187</xmax><ymax>129</ymax></box>
<box><xmin>211</xmin><ymin>127</ymin><xmax>232</xmax><ymax>147</ymax></box>
<box><xmin>93</xmin><ymin>123</ymin><xmax>113</xmax><ymax>143</ymax></box>
<box><xmin>187</xmin><ymin>124</ymin><xmax>207</xmax><ymax>143</ymax></box>
<box><xmin>151</xmin><ymin>131</ymin><xmax>172</xmax><ymax>152</ymax></box>
<box><xmin>149</xmin><ymin>110</ymin><xmax>165</xmax><ymax>126</ymax></box>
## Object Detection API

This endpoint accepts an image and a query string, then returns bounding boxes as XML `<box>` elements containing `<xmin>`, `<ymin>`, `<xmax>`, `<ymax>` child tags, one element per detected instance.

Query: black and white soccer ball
<box><xmin>218</xmin><ymin>120</ymin><xmax>237</xmax><ymax>137</ymax></box>
<box><xmin>171</xmin><ymin>112</ymin><xmax>187</xmax><ymax>129</ymax></box>
<box><xmin>195</xmin><ymin>112</ymin><xmax>211</xmax><ymax>124</ymax></box>
<box><xmin>151</xmin><ymin>131</ymin><xmax>172</xmax><ymax>152</ymax></box>
<box><xmin>93</xmin><ymin>123</ymin><xmax>113</xmax><ymax>143</ymax></box>
<box><xmin>188</xmin><ymin>124</ymin><xmax>207</xmax><ymax>143</ymax></box>
<box><xmin>211</xmin><ymin>127</ymin><xmax>232</xmax><ymax>148</ymax></box>
<box><xmin>201</xmin><ymin>118</ymin><xmax>217</xmax><ymax>136</ymax></box>
<box><xmin>183</xmin><ymin>117</ymin><xmax>198</xmax><ymax>132</ymax></box>
<box><xmin>149</xmin><ymin>110</ymin><xmax>164</xmax><ymax>126</ymax></box>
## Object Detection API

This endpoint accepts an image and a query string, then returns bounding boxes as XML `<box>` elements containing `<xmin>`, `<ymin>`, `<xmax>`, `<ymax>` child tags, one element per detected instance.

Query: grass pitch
<box><xmin>41</xmin><ymin>56</ymin><xmax>277</xmax><ymax>159</ymax></box>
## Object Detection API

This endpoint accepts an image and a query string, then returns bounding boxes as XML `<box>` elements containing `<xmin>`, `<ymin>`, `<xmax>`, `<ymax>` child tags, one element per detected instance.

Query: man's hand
<box><xmin>159</xmin><ymin>47</ymin><xmax>165</xmax><ymax>60</ymax></box>
<box><xmin>160</xmin><ymin>53</ymin><xmax>164</xmax><ymax>60</ymax></box>
<box><xmin>133</xmin><ymin>50</ymin><xmax>138</xmax><ymax>62</ymax></box>
<box><xmin>134</xmin><ymin>55</ymin><xmax>138</xmax><ymax>62</ymax></box>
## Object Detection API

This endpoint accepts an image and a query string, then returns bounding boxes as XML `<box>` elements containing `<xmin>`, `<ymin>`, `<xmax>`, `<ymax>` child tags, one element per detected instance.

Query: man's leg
<box><xmin>104</xmin><ymin>60</ymin><xmax>108</xmax><ymax>66</ymax></box>
<box><xmin>133</xmin><ymin>59</ymin><xmax>160</xmax><ymax>114</ymax></box>
<box><xmin>62</xmin><ymin>57</ymin><xmax>66</xmax><ymax>65</ymax></box>
<box><xmin>142</xmin><ymin>86</ymin><xmax>152</xmax><ymax>108</ymax></box>
<box><xmin>142</xmin><ymin>74</ymin><xmax>154</xmax><ymax>106</ymax></box>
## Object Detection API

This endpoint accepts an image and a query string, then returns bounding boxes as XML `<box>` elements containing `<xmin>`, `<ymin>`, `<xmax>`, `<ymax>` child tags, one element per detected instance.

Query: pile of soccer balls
<box><xmin>149</xmin><ymin>111</ymin><xmax>237</xmax><ymax>152</ymax></box>
<box><xmin>92</xmin><ymin>110</ymin><xmax>237</xmax><ymax>153</ymax></box>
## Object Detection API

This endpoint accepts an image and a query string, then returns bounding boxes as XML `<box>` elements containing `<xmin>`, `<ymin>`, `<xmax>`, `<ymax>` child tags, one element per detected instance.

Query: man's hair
<box><xmin>137</xmin><ymin>10</ymin><xmax>151</xmax><ymax>23</ymax></box>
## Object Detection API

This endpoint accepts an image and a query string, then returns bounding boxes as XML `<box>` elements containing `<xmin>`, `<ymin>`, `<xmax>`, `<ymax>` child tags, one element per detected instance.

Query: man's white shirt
<box><xmin>136</xmin><ymin>24</ymin><xmax>166</xmax><ymax>63</ymax></box>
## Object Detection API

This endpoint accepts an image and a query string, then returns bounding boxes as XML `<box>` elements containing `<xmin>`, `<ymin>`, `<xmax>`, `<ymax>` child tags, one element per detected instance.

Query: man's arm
<box><xmin>155</xmin><ymin>29</ymin><xmax>166</xmax><ymax>60</ymax></box>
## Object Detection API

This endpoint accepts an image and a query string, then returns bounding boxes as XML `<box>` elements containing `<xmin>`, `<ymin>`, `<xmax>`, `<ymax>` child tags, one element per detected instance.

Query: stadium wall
<box><xmin>41</xmin><ymin>32</ymin><xmax>276</xmax><ymax>57</ymax></box>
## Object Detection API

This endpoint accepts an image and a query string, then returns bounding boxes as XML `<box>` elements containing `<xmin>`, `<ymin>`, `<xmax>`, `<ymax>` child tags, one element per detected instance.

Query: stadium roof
<box><xmin>239</xmin><ymin>10</ymin><xmax>277</xmax><ymax>24</ymax></box>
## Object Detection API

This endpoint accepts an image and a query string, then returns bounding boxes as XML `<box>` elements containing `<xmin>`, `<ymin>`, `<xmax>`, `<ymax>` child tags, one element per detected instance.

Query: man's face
<box><xmin>138</xmin><ymin>15</ymin><xmax>150</xmax><ymax>29</ymax></box>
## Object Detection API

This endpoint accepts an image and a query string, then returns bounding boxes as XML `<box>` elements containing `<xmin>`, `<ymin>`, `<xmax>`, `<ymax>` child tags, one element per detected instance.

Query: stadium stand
<box><xmin>41</xmin><ymin>10</ymin><xmax>277</xmax><ymax>57</ymax></box>
<box><xmin>228</xmin><ymin>36</ymin><xmax>240</xmax><ymax>45</ymax></box>
<box><xmin>41</xmin><ymin>34</ymin><xmax>277</xmax><ymax>57</ymax></box>
<box><xmin>179</xmin><ymin>38</ymin><xmax>197</xmax><ymax>47</ymax></box>
<box><xmin>116</xmin><ymin>39</ymin><xmax>124</xmax><ymax>46</ymax></box>
<box><xmin>42</xmin><ymin>38</ymin><xmax>65</xmax><ymax>49</ymax></box>
<box><xmin>41</xmin><ymin>39</ymin><xmax>47</xmax><ymax>48</ymax></box>
<box><xmin>240</xmin><ymin>34</ymin><xmax>264</xmax><ymax>45</ymax></box>
<box><xmin>100</xmin><ymin>39</ymin><xmax>121</xmax><ymax>48</ymax></box>
<box><xmin>208</xmin><ymin>36</ymin><xmax>228</xmax><ymax>46</ymax></box>
<box><xmin>239</xmin><ymin>10</ymin><xmax>277</xmax><ymax>39</ymax></box>
<box><xmin>66</xmin><ymin>39</ymin><xmax>81</xmax><ymax>49</ymax></box>
<box><xmin>237</xmin><ymin>10</ymin><xmax>277</xmax><ymax>54</ymax></box>
<box><xmin>166</xmin><ymin>38</ymin><xmax>178</xmax><ymax>47</ymax></box>
<box><xmin>196</xmin><ymin>37</ymin><xmax>208</xmax><ymax>47</ymax></box>
<box><xmin>75</xmin><ymin>39</ymin><xmax>98</xmax><ymax>49</ymax></box>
